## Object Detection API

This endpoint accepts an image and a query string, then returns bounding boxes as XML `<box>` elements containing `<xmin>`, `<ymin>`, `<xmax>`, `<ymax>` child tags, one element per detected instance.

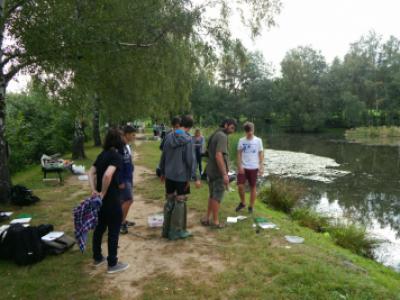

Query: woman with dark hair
<box><xmin>88</xmin><ymin>129</ymin><xmax>129</xmax><ymax>274</ymax></box>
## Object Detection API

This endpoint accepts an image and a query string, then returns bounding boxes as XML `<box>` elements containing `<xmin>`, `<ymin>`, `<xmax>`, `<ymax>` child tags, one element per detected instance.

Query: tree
<box><xmin>0</xmin><ymin>0</ymin><xmax>282</xmax><ymax>202</ymax></box>
<box><xmin>280</xmin><ymin>46</ymin><xmax>327</xmax><ymax>131</ymax></box>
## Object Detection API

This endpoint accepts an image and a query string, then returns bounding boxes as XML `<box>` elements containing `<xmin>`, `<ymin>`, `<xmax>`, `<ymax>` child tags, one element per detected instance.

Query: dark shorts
<box><xmin>120</xmin><ymin>182</ymin><xmax>133</xmax><ymax>202</ymax></box>
<box><xmin>165</xmin><ymin>179</ymin><xmax>190</xmax><ymax>196</ymax></box>
<box><xmin>208</xmin><ymin>177</ymin><xmax>225</xmax><ymax>203</ymax></box>
<box><xmin>237</xmin><ymin>169</ymin><xmax>258</xmax><ymax>187</ymax></box>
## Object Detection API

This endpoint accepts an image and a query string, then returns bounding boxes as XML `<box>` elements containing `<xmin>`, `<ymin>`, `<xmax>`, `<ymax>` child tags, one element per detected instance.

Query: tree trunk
<box><xmin>92</xmin><ymin>94</ymin><xmax>101</xmax><ymax>146</ymax></box>
<box><xmin>0</xmin><ymin>75</ymin><xmax>11</xmax><ymax>203</ymax></box>
<box><xmin>0</xmin><ymin>0</ymin><xmax>12</xmax><ymax>203</ymax></box>
<box><xmin>72</xmin><ymin>119</ymin><xmax>86</xmax><ymax>159</ymax></box>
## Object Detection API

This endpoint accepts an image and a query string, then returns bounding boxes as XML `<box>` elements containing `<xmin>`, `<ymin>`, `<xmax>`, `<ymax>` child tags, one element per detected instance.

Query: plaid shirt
<box><xmin>73</xmin><ymin>195</ymin><xmax>102</xmax><ymax>252</ymax></box>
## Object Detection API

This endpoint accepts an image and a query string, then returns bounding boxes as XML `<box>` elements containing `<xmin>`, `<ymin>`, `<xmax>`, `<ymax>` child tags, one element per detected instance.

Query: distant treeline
<box><xmin>191</xmin><ymin>32</ymin><xmax>400</xmax><ymax>132</ymax></box>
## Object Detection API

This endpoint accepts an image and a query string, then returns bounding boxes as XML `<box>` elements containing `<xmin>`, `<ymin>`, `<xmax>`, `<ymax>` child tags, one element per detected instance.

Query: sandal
<box><xmin>200</xmin><ymin>218</ymin><xmax>210</xmax><ymax>227</ymax></box>
<box><xmin>211</xmin><ymin>223</ymin><xmax>225</xmax><ymax>229</ymax></box>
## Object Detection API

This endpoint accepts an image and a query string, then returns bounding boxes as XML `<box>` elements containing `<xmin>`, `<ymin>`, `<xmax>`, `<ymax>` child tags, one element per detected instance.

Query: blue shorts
<box><xmin>120</xmin><ymin>182</ymin><xmax>133</xmax><ymax>202</ymax></box>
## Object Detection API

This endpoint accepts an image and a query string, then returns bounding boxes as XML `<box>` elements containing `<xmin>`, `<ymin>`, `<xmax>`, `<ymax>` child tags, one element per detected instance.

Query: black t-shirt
<box><xmin>93</xmin><ymin>149</ymin><xmax>123</xmax><ymax>204</ymax></box>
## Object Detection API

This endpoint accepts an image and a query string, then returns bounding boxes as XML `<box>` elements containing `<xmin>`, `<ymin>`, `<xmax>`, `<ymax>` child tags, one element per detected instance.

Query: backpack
<box><xmin>0</xmin><ymin>224</ymin><xmax>46</xmax><ymax>265</ymax></box>
<box><xmin>42</xmin><ymin>234</ymin><xmax>75</xmax><ymax>255</ymax></box>
<box><xmin>10</xmin><ymin>185</ymin><xmax>40</xmax><ymax>206</ymax></box>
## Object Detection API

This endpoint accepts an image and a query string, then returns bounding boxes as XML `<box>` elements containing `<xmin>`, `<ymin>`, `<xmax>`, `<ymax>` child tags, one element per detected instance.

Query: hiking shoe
<box><xmin>107</xmin><ymin>262</ymin><xmax>130</xmax><ymax>274</ymax></box>
<box><xmin>200</xmin><ymin>218</ymin><xmax>210</xmax><ymax>227</ymax></box>
<box><xmin>93</xmin><ymin>257</ymin><xmax>106</xmax><ymax>267</ymax></box>
<box><xmin>126</xmin><ymin>220</ymin><xmax>136</xmax><ymax>227</ymax></box>
<box><xmin>120</xmin><ymin>224</ymin><xmax>128</xmax><ymax>234</ymax></box>
<box><xmin>235</xmin><ymin>202</ymin><xmax>246</xmax><ymax>212</ymax></box>
<box><xmin>248</xmin><ymin>207</ymin><xmax>253</xmax><ymax>214</ymax></box>
<box><xmin>211</xmin><ymin>223</ymin><xmax>226</xmax><ymax>230</ymax></box>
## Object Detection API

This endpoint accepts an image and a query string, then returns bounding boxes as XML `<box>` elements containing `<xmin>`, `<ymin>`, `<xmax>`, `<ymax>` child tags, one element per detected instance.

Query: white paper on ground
<box><xmin>10</xmin><ymin>218</ymin><xmax>31</xmax><ymax>224</ymax></box>
<box><xmin>148</xmin><ymin>214</ymin><xmax>164</xmax><ymax>228</ymax></box>
<box><xmin>78</xmin><ymin>175</ymin><xmax>89</xmax><ymax>181</ymax></box>
<box><xmin>285</xmin><ymin>235</ymin><xmax>305</xmax><ymax>244</ymax></box>
<box><xmin>0</xmin><ymin>212</ymin><xmax>13</xmax><ymax>217</ymax></box>
<box><xmin>41</xmin><ymin>231</ymin><xmax>65</xmax><ymax>242</ymax></box>
<box><xmin>258</xmin><ymin>222</ymin><xmax>277</xmax><ymax>229</ymax></box>
<box><xmin>227</xmin><ymin>217</ymin><xmax>238</xmax><ymax>223</ymax></box>
<box><xmin>236</xmin><ymin>216</ymin><xmax>247</xmax><ymax>221</ymax></box>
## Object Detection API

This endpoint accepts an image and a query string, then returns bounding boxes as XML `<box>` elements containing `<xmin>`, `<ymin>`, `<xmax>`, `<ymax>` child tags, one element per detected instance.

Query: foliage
<box><xmin>5</xmin><ymin>88</ymin><xmax>74</xmax><ymax>173</ymax></box>
<box><xmin>291</xmin><ymin>208</ymin><xmax>330</xmax><ymax>232</ymax></box>
<box><xmin>259</xmin><ymin>178</ymin><xmax>306</xmax><ymax>213</ymax></box>
<box><xmin>329</xmin><ymin>223</ymin><xmax>380</xmax><ymax>259</ymax></box>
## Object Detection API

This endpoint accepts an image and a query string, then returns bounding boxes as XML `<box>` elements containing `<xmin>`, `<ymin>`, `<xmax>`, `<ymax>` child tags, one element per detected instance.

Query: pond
<box><xmin>261</xmin><ymin>130</ymin><xmax>400</xmax><ymax>271</ymax></box>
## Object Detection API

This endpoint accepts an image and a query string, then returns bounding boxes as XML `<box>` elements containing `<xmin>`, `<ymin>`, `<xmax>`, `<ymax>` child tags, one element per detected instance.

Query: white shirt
<box><xmin>238</xmin><ymin>136</ymin><xmax>263</xmax><ymax>170</ymax></box>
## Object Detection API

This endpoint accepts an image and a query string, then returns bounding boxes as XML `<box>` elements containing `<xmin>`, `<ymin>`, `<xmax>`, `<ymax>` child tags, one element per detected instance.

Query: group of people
<box><xmin>160</xmin><ymin>115</ymin><xmax>264</xmax><ymax>238</ymax></box>
<box><xmin>88</xmin><ymin>116</ymin><xmax>264</xmax><ymax>274</ymax></box>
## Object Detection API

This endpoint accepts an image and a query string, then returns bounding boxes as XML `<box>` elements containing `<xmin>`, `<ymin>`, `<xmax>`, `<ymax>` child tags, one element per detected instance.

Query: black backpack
<box><xmin>10</xmin><ymin>185</ymin><xmax>40</xmax><ymax>206</ymax></box>
<box><xmin>0</xmin><ymin>224</ymin><xmax>46</xmax><ymax>265</ymax></box>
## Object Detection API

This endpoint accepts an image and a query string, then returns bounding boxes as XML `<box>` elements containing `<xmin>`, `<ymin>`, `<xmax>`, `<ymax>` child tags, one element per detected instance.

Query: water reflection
<box><xmin>263</xmin><ymin>132</ymin><xmax>400</xmax><ymax>270</ymax></box>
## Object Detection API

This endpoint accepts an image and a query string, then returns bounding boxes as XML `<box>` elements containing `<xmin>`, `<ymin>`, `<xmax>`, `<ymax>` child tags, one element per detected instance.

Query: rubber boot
<box><xmin>162</xmin><ymin>194</ymin><xmax>175</xmax><ymax>238</ymax></box>
<box><xmin>169</xmin><ymin>196</ymin><xmax>186</xmax><ymax>240</ymax></box>
<box><xmin>169</xmin><ymin>196</ymin><xmax>192</xmax><ymax>240</ymax></box>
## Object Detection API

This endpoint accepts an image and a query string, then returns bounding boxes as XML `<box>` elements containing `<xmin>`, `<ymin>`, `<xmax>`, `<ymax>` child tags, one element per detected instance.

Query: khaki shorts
<box><xmin>208</xmin><ymin>177</ymin><xmax>225</xmax><ymax>203</ymax></box>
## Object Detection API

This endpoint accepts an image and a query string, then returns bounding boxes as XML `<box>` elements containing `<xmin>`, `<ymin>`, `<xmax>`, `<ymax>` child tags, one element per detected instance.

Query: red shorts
<box><xmin>237</xmin><ymin>169</ymin><xmax>258</xmax><ymax>187</ymax></box>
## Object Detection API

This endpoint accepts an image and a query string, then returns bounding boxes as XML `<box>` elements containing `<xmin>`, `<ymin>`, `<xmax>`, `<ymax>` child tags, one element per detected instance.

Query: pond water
<box><xmin>262</xmin><ymin>130</ymin><xmax>400</xmax><ymax>271</ymax></box>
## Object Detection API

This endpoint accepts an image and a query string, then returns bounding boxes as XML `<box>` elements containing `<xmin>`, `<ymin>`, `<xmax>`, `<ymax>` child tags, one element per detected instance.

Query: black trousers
<box><xmin>92</xmin><ymin>203</ymin><xmax>122</xmax><ymax>267</ymax></box>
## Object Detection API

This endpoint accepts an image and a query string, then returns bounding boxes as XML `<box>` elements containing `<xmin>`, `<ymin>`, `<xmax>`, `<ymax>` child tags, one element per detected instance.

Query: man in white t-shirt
<box><xmin>236</xmin><ymin>122</ymin><xmax>264</xmax><ymax>214</ymax></box>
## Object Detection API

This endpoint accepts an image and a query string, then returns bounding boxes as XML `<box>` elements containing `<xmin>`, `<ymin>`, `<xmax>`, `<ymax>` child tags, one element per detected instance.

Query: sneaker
<box><xmin>107</xmin><ymin>262</ymin><xmax>130</xmax><ymax>274</ymax></box>
<box><xmin>235</xmin><ymin>202</ymin><xmax>246</xmax><ymax>212</ymax></box>
<box><xmin>248</xmin><ymin>207</ymin><xmax>253</xmax><ymax>214</ymax></box>
<box><xmin>126</xmin><ymin>220</ymin><xmax>136</xmax><ymax>227</ymax></box>
<box><xmin>93</xmin><ymin>257</ymin><xmax>106</xmax><ymax>267</ymax></box>
<box><xmin>120</xmin><ymin>224</ymin><xmax>128</xmax><ymax>234</ymax></box>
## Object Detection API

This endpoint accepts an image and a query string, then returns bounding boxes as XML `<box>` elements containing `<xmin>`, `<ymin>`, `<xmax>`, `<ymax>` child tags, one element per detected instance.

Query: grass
<box><xmin>291</xmin><ymin>208</ymin><xmax>330</xmax><ymax>233</ymax></box>
<box><xmin>136</xmin><ymin>140</ymin><xmax>400</xmax><ymax>300</ymax></box>
<box><xmin>345</xmin><ymin>126</ymin><xmax>400</xmax><ymax>145</ymax></box>
<box><xmin>1</xmin><ymin>138</ymin><xmax>400</xmax><ymax>299</ymax></box>
<box><xmin>259</xmin><ymin>178</ymin><xmax>306</xmax><ymax>214</ymax></box>
<box><xmin>0</xmin><ymin>143</ymin><xmax>119</xmax><ymax>300</ymax></box>
<box><xmin>328</xmin><ymin>223</ymin><xmax>380</xmax><ymax>260</ymax></box>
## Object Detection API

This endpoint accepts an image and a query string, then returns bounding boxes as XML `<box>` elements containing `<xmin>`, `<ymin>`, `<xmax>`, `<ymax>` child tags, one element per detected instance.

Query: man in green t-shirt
<box><xmin>201</xmin><ymin>119</ymin><xmax>237</xmax><ymax>228</ymax></box>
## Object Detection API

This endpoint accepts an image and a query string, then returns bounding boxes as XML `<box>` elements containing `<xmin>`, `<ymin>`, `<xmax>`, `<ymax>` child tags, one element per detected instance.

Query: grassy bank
<box><xmin>0</xmin><ymin>145</ymin><xmax>119</xmax><ymax>300</ymax></box>
<box><xmin>345</xmin><ymin>126</ymin><xmax>400</xmax><ymax>145</ymax></box>
<box><xmin>136</xmin><ymin>140</ymin><xmax>400</xmax><ymax>300</ymax></box>
<box><xmin>2</xmin><ymin>138</ymin><xmax>400</xmax><ymax>299</ymax></box>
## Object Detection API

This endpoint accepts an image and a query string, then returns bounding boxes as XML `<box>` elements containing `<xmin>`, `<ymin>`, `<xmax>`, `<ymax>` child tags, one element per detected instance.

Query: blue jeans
<box><xmin>92</xmin><ymin>203</ymin><xmax>122</xmax><ymax>267</ymax></box>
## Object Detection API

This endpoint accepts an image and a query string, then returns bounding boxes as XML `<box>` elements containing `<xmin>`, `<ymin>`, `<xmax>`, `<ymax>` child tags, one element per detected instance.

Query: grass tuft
<box><xmin>259</xmin><ymin>178</ymin><xmax>305</xmax><ymax>213</ymax></box>
<box><xmin>328</xmin><ymin>223</ymin><xmax>380</xmax><ymax>259</ymax></box>
<box><xmin>291</xmin><ymin>208</ymin><xmax>330</xmax><ymax>232</ymax></box>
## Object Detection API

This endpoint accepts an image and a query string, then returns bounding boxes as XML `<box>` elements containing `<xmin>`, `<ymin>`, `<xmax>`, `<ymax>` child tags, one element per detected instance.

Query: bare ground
<box><xmin>79</xmin><ymin>158</ymin><xmax>226</xmax><ymax>299</ymax></box>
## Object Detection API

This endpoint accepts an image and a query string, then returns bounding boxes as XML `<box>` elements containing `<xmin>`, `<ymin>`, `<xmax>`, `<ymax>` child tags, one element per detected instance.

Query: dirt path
<box><xmin>86</xmin><ymin>142</ymin><xmax>226</xmax><ymax>299</ymax></box>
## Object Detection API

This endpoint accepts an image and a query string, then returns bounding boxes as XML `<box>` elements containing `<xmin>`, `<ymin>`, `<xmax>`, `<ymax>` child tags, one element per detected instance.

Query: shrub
<box><xmin>259</xmin><ymin>178</ymin><xmax>305</xmax><ymax>213</ymax></box>
<box><xmin>329</xmin><ymin>223</ymin><xmax>380</xmax><ymax>259</ymax></box>
<box><xmin>291</xmin><ymin>208</ymin><xmax>330</xmax><ymax>232</ymax></box>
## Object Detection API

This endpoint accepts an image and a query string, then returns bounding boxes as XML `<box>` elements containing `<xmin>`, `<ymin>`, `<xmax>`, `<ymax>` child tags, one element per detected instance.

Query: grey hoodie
<box><xmin>159</xmin><ymin>130</ymin><xmax>198</xmax><ymax>182</ymax></box>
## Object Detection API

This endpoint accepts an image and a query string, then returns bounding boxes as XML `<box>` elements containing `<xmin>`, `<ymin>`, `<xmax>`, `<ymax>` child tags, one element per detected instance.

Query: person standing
<box><xmin>235</xmin><ymin>122</ymin><xmax>264</xmax><ymax>214</ymax></box>
<box><xmin>119</xmin><ymin>125</ymin><xmax>137</xmax><ymax>235</ymax></box>
<box><xmin>88</xmin><ymin>129</ymin><xmax>129</xmax><ymax>274</ymax></box>
<box><xmin>159</xmin><ymin>115</ymin><xmax>201</xmax><ymax>240</ymax></box>
<box><xmin>193</xmin><ymin>129</ymin><xmax>205</xmax><ymax>176</ymax></box>
<box><xmin>201</xmin><ymin>119</ymin><xmax>237</xmax><ymax>228</ymax></box>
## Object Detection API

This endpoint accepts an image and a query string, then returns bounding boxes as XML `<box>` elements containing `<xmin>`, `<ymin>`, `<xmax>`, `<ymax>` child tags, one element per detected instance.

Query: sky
<box><xmin>231</xmin><ymin>0</ymin><xmax>400</xmax><ymax>73</ymax></box>
<box><xmin>7</xmin><ymin>0</ymin><xmax>400</xmax><ymax>92</ymax></box>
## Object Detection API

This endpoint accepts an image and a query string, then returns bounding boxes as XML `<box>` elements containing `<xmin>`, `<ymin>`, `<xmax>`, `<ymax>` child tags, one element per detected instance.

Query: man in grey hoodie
<box><xmin>159</xmin><ymin>115</ymin><xmax>201</xmax><ymax>240</ymax></box>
